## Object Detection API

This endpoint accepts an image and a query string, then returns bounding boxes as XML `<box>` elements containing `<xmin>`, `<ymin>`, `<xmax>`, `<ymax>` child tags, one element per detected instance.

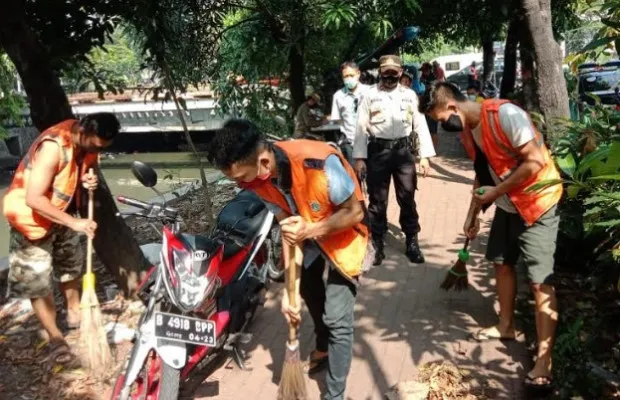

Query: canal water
<box><xmin>0</xmin><ymin>153</ymin><xmax>218</xmax><ymax>257</ymax></box>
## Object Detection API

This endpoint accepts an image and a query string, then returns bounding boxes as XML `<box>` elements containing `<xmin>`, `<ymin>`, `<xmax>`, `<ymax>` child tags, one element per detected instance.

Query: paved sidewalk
<box><xmin>195</xmin><ymin>156</ymin><xmax>530</xmax><ymax>399</ymax></box>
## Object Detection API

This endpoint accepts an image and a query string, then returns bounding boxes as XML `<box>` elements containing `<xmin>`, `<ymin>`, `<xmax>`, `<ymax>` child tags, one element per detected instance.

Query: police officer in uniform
<box><xmin>353</xmin><ymin>55</ymin><xmax>436</xmax><ymax>265</ymax></box>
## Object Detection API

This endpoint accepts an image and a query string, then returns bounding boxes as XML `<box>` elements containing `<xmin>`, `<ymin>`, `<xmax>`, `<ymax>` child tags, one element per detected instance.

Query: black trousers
<box><xmin>300</xmin><ymin>255</ymin><xmax>357</xmax><ymax>400</ymax></box>
<box><xmin>366</xmin><ymin>139</ymin><xmax>420</xmax><ymax>241</ymax></box>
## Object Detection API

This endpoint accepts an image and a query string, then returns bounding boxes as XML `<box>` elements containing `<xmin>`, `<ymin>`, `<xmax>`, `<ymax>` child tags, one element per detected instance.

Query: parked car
<box><xmin>577</xmin><ymin>60</ymin><xmax>620</xmax><ymax>106</ymax></box>
<box><xmin>446</xmin><ymin>58</ymin><xmax>521</xmax><ymax>94</ymax></box>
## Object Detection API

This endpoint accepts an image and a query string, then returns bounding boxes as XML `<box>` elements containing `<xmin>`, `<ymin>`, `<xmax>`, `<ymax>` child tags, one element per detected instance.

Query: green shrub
<box><xmin>528</xmin><ymin>103</ymin><xmax>620</xmax><ymax>270</ymax></box>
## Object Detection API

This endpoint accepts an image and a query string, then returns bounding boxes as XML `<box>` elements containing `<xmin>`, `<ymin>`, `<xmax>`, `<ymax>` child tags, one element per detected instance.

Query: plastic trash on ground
<box><xmin>104</xmin><ymin>321</ymin><xmax>136</xmax><ymax>344</ymax></box>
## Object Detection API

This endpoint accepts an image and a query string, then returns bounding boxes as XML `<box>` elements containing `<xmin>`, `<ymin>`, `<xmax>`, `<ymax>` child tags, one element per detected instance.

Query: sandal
<box><xmin>524</xmin><ymin>374</ymin><xmax>553</xmax><ymax>392</ymax></box>
<box><xmin>44</xmin><ymin>339</ymin><xmax>80</xmax><ymax>368</ymax></box>
<box><xmin>304</xmin><ymin>351</ymin><xmax>328</xmax><ymax>375</ymax></box>
<box><xmin>471</xmin><ymin>328</ymin><xmax>516</xmax><ymax>342</ymax></box>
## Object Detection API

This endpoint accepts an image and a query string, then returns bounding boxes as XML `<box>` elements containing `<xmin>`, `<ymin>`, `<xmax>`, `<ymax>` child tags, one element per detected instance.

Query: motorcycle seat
<box><xmin>216</xmin><ymin>190</ymin><xmax>270</xmax><ymax>259</ymax></box>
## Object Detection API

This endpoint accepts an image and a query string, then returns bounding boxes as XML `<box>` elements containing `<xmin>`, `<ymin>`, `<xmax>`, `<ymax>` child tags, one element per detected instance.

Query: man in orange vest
<box><xmin>3</xmin><ymin>113</ymin><xmax>120</xmax><ymax>366</ymax></box>
<box><xmin>419</xmin><ymin>82</ymin><xmax>561</xmax><ymax>391</ymax></box>
<box><xmin>208</xmin><ymin>119</ymin><xmax>372</xmax><ymax>400</ymax></box>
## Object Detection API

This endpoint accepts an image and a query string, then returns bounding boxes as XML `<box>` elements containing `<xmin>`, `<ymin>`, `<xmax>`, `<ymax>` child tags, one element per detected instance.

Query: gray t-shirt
<box><xmin>470</xmin><ymin>103</ymin><xmax>536</xmax><ymax>213</ymax></box>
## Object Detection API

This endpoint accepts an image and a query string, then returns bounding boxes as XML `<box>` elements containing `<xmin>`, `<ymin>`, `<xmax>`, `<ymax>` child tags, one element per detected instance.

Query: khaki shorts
<box><xmin>485</xmin><ymin>205</ymin><xmax>559</xmax><ymax>285</ymax></box>
<box><xmin>8</xmin><ymin>226</ymin><xmax>84</xmax><ymax>299</ymax></box>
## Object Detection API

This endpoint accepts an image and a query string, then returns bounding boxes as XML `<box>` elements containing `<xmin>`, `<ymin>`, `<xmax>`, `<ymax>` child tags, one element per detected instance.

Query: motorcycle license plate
<box><xmin>154</xmin><ymin>312</ymin><xmax>217</xmax><ymax>347</ymax></box>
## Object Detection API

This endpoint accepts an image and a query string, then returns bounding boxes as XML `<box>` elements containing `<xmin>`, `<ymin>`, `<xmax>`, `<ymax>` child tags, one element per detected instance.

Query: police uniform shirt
<box><xmin>353</xmin><ymin>83</ymin><xmax>436</xmax><ymax>160</ymax></box>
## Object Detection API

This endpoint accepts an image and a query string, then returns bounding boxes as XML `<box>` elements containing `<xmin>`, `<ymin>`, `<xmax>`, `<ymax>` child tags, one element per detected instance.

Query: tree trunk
<box><xmin>78</xmin><ymin>174</ymin><xmax>150</xmax><ymax>298</ymax></box>
<box><xmin>519</xmin><ymin>22</ymin><xmax>538</xmax><ymax>112</ymax></box>
<box><xmin>0</xmin><ymin>0</ymin><xmax>149</xmax><ymax>298</ymax></box>
<box><xmin>521</xmin><ymin>0</ymin><xmax>570</xmax><ymax>121</ymax></box>
<box><xmin>0</xmin><ymin>0</ymin><xmax>72</xmax><ymax>131</ymax></box>
<box><xmin>288</xmin><ymin>7</ymin><xmax>306</xmax><ymax>117</ymax></box>
<box><xmin>481</xmin><ymin>37</ymin><xmax>495</xmax><ymax>85</ymax></box>
<box><xmin>500</xmin><ymin>13</ymin><xmax>520</xmax><ymax>98</ymax></box>
<box><xmin>288</xmin><ymin>40</ymin><xmax>306</xmax><ymax>116</ymax></box>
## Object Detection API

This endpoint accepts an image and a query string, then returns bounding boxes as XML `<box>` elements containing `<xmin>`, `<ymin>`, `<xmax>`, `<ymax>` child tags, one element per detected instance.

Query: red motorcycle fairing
<box><xmin>217</xmin><ymin>245</ymin><xmax>252</xmax><ymax>287</ymax></box>
<box><xmin>181</xmin><ymin>310</ymin><xmax>230</xmax><ymax>380</ymax></box>
<box><xmin>161</xmin><ymin>227</ymin><xmax>223</xmax><ymax>312</ymax></box>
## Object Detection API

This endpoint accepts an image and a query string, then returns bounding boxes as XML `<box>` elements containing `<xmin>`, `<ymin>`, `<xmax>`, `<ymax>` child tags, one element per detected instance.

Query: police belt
<box><xmin>368</xmin><ymin>136</ymin><xmax>410</xmax><ymax>150</ymax></box>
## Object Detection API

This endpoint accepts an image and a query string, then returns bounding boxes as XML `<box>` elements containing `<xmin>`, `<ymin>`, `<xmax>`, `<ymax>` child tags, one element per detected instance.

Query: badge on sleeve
<box><xmin>310</xmin><ymin>201</ymin><xmax>321</xmax><ymax>212</ymax></box>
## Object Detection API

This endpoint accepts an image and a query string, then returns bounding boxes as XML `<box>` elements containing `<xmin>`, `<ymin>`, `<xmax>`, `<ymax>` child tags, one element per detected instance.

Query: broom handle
<box><xmin>287</xmin><ymin>244</ymin><xmax>298</xmax><ymax>342</ymax></box>
<box><xmin>463</xmin><ymin>208</ymin><xmax>481</xmax><ymax>252</ymax></box>
<box><xmin>86</xmin><ymin>168</ymin><xmax>95</xmax><ymax>276</ymax></box>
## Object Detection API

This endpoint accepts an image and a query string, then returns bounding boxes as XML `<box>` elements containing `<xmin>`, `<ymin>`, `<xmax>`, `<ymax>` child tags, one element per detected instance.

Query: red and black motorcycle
<box><xmin>111</xmin><ymin>161</ymin><xmax>282</xmax><ymax>400</ymax></box>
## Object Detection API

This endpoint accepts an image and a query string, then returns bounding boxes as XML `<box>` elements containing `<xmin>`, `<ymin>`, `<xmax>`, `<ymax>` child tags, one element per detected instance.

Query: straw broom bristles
<box><xmin>440</xmin><ymin>239</ymin><xmax>471</xmax><ymax>292</ymax></box>
<box><xmin>78</xmin><ymin>176</ymin><xmax>112</xmax><ymax>372</ymax></box>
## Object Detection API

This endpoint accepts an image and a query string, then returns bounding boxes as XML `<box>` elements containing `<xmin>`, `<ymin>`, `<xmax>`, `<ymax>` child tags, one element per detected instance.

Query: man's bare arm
<box><xmin>495</xmin><ymin>140</ymin><xmax>545</xmax><ymax>196</ymax></box>
<box><xmin>466</xmin><ymin>176</ymin><xmax>482</xmax><ymax>218</ymax></box>
<box><xmin>25</xmin><ymin>141</ymin><xmax>79</xmax><ymax>229</ymax></box>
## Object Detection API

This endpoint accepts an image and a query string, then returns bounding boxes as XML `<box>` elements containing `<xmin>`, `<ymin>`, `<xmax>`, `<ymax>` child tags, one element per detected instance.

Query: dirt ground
<box><xmin>0</xmin><ymin>182</ymin><xmax>238</xmax><ymax>400</ymax></box>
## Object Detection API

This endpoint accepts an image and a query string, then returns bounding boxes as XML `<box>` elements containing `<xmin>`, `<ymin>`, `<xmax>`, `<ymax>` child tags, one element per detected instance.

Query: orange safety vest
<box><xmin>3</xmin><ymin>119</ymin><xmax>99</xmax><ymax>240</ymax></box>
<box><xmin>251</xmin><ymin>140</ymin><xmax>369</xmax><ymax>280</ymax></box>
<box><xmin>460</xmin><ymin>99</ymin><xmax>563</xmax><ymax>226</ymax></box>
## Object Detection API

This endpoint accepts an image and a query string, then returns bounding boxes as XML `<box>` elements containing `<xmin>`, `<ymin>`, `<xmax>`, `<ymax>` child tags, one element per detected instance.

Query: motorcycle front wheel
<box><xmin>160</xmin><ymin>363</ymin><xmax>180</xmax><ymax>399</ymax></box>
<box><xmin>111</xmin><ymin>350</ymin><xmax>181</xmax><ymax>400</ymax></box>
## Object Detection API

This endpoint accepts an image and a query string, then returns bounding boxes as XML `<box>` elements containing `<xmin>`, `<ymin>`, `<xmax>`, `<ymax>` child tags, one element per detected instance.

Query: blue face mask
<box><xmin>343</xmin><ymin>77</ymin><xmax>358</xmax><ymax>90</ymax></box>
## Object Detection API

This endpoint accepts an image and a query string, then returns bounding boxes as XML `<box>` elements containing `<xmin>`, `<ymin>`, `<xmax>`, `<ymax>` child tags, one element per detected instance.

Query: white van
<box><xmin>431</xmin><ymin>53</ymin><xmax>483</xmax><ymax>78</ymax></box>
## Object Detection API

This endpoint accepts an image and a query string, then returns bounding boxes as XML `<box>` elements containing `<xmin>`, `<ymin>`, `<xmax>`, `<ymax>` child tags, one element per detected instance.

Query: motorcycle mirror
<box><xmin>131</xmin><ymin>161</ymin><xmax>158</xmax><ymax>188</ymax></box>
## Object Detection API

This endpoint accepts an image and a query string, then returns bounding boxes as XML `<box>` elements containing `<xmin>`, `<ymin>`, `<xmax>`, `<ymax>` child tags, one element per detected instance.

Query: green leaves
<box><xmin>61</xmin><ymin>29</ymin><xmax>143</xmax><ymax>95</ymax></box>
<box><xmin>566</xmin><ymin>185</ymin><xmax>582</xmax><ymax>199</ymax></box>
<box><xmin>576</xmin><ymin>0</ymin><xmax>620</xmax><ymax>57</ymax></box>
<box><xmin>322</xmin><ymin>2</ymin><xmax>357</xmax><ymax>30</ymax></box>
<box><xmin>557</xmin><ymin>153</ymin><xmax>577</xmax><ymax>177</ymax></box>
<box><xmin>581</xmin><ymin>35</ymin><xmax>617</xmax><ymax>52</ymax></box>
<box><xmin>588</xmin><ymin>174</ymin><xmax>620</xmax><ymax>182</ymax></box>
<box><xmin>526</xmin><ymin>179</ymin><xmax>566</xmax><ymax>193</ymax></box>
<box><xmin>593</xmin><ymin>219</ymin><xmax>620</xmax><ymax>228</ymax></box>
<box><xmin>546</xmin><ymin>102</ymin><xmax>620</xmax><ymax>258</ymax></box>
<box><xmin>0</xmin><ymin>53</ymin><xmax>26</xmax><ymax>138</ymax></box>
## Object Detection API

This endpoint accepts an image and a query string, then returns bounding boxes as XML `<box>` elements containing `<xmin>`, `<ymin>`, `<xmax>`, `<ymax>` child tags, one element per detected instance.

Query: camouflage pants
<box><xmin>8</xmin><ymin>226</ymin><xmax>84</xmax><ymax>299</ymax></box>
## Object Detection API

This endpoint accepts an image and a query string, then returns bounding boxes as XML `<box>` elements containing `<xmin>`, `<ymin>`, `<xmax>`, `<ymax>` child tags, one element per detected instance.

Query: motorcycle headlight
<box><xmin>167</xmin><ymin>247</ymin><xmax>220</xmax><ymax>312</ymax></box>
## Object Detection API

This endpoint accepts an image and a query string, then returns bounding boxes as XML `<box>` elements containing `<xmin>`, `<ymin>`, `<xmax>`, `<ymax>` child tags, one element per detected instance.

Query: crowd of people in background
<box><xmin>294</xmin><ymin>58</ymin><xmax>495</xmax><ymax>158</ymax></box>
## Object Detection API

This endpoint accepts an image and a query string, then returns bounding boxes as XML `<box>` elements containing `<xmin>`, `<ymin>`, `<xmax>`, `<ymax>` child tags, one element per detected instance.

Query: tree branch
<box><xmin>218</xmin><ymin>15</ymin><xmax>262</xmax><ymax>42</ymax></box>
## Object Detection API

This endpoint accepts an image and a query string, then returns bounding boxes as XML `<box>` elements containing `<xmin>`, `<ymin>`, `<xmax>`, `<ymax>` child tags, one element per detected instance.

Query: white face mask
<box><xmin>343</xmin><ymin>77</ymin><xmax>359</xmax><ymax>90</ymax></box>
<box><xmin>468</xmin><ymin>94</ymin><xmax>477</xmax><ymax>101</ymax></box>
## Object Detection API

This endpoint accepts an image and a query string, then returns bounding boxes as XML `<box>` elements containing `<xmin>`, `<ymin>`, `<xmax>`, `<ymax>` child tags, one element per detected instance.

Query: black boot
<box><xmin>406</xmin><ymin>235</ymin><xmax>425</xmax><ymax>264</ymax></box>
<box><xmin>373</xmin><ymin>238</ymin><xmax>385</xmax><ymax>266</ymax></box>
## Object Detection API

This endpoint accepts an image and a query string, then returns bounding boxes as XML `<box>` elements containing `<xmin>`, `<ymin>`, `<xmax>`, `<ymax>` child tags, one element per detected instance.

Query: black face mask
<box><xmin>380</xmin><ymin>75</ymin><xmax>399</xmax><ymax>88</ymax></box>
<box><xmin>441</xmin><ymin>113</ymin><xmax>464</xmax><ymax>132</ymax></box>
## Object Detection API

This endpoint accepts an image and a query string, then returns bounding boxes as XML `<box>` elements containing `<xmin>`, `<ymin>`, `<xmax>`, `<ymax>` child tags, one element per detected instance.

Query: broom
<box><xmin>277</xmin><ymin>244</ymin><xmax>307</xmax><ymax>400</ymax></box>
<box><xmin>440</xmin><ymin>188</ymin><xmax>486</xmax><ymax>292</ymax></box>
<box><xmin>439</xmin><ymin>236</ymin><xmax>472</xmax><ymax>291</ymax></box>
<box><xmin>78</xmin><ymin>168</ymin><xmax>112</xmax><ymax>372</ymax></box>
